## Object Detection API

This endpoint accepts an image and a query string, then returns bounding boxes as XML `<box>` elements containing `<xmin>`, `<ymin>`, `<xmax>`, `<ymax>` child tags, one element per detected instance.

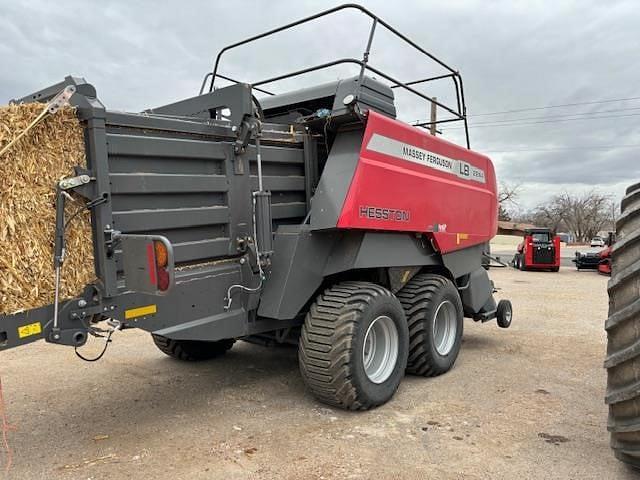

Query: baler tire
<box><xmin>397</xmin><ymin>274</ymin><xmax>464</xmax><ymax>377</ymax></box>
<box><xmin>606</xmin><ymin>181</ymin><xmax>640</xmax><ymax>469</ymax></box>
<box><xmin>151</xmin><ymin>334</ymin><xmax>235</xmax><ymax>361</ymax></box>
<box><xmin>551</xmin><ymin>266</ymin><xmax>560</xmax><ymax>272</ymax></box>
<box><xmin>298</xmin><ymin>281</ymin><xmax>409</xmax><ymax>411</ymax></box>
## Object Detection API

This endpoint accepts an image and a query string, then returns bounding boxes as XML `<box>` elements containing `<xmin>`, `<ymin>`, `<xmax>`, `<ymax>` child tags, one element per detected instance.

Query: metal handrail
<box><xmin>201</xmin><ymin>3</ymin><xmax>470</xmax><ymax>147</ymax></box>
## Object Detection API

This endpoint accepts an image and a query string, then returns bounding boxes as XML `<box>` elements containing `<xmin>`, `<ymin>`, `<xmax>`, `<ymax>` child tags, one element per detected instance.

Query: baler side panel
<box><xmin>309</xmin><ymin>130</ymin><xmax>364</xmax><ymax>230</ymax></box>
<box><xmin>337</xmin><ymin>111</ymin><xmax>498</xmax><ymax>253</ymax></box>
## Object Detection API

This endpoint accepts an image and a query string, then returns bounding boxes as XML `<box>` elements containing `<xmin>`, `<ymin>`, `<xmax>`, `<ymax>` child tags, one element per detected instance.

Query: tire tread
<box><xmin>397</xmin><ymin>274</ymin><xmax>462</xmax><ymax>377</ymax></box>
<box><xmin>151</xmin><ymin>335</ymin><xmax>234</xmax><ymax>361</ymax></box>
<box><xmin>298</xmin><ymin>282</ymin><xmax>397</xmax><ymax>410</ymax></box>
<box><xmin>606</xmin><ymin>180</ymin><xmax>640</xmax><ymax>468</ymax></box>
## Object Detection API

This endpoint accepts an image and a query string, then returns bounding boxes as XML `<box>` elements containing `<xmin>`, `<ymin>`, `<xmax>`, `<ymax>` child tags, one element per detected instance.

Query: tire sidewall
<box><xmin>350</xmin><ymin>293</ymin><xmax>409</xmax><ymax>405</ymax></box>
<box><xmin>420</xmin><ymin>283</ymin><xmax>464</xmax><ymax>372</ymax></box>
<box><xmin>497</xmin><ymin>300</ymin><xmax>513</xmax><ymax>328</ymax></box>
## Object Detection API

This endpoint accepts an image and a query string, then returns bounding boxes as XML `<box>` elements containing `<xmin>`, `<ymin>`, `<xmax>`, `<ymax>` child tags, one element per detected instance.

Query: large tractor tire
<box><xmin>605</xmin><ymin>181</ymin><xmax>640</xmax><ymax>468</ymax></box>
<box><xmin>298</xmin><ymin>282</ymin><xmax>409</xmax><ymax>410</ymax></box>
<box><xmin>397</xmin><ymin>274</ymin><xmax>464</xmax><ymax>376</ymax></box>
<box><xmin>152</xmin><ymin>334</ymin><xmax>235</xmax><ymax>361</ymax></box>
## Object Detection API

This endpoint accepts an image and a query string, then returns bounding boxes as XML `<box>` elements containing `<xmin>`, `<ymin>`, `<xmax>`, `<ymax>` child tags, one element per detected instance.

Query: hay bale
<box><xmin>0</xmin><ymin>103</ymin><xmax>93</xmax><ymax>315</ymax></box>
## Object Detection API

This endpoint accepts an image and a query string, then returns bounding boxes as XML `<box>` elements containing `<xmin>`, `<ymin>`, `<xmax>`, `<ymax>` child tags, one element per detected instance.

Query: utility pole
<box><xmin>429</xmin><ymin>97</ymin><xmax>437</xmax><ymax>136</ymax></box>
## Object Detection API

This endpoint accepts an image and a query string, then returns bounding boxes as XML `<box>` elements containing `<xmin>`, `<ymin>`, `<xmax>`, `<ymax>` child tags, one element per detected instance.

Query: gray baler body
<box><xmin>0</xmin><ymin>4</ymin><xmax>498</xmax><ymax>352</ymax></box>
<box><xmin>0</xmin><ymin>75</ymin><xmax>494</xmax><ymax>351</ymax></box>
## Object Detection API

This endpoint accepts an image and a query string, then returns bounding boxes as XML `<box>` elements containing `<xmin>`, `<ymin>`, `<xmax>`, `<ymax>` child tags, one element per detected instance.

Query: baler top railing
<box><xmin>199</xmin><ymin>3</ymin><xmax>471</xmax><ymax>148</ymax></box>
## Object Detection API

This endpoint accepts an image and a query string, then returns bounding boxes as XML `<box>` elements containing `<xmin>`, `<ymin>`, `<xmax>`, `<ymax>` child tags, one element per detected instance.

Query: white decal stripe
<box><xmin>366</xmin><ymin>133</ymin><xmax>486</xmax><ymax>184</ymax></box>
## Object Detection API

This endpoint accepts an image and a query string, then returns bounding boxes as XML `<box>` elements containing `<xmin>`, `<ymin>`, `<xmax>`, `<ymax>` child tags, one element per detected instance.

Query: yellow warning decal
<box><xmin>125</xmin><ymin>304</ymin><xmax>157</xmax><ymax>320</ymax></box>
<box><xmin>456</xmin><ymin>233</ymin><xmax>470</xmax><ymax>245</ymax></box>
<box><xmin>18</xmin><ymin>322</ymin><xmax>42</xmax><ymax>339</ymax></box>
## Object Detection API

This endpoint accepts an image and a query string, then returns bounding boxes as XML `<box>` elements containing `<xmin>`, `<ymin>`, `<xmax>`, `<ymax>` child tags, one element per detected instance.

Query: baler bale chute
<box><xmin>0</xmin><ymin>98</ymin><xmax>93</xmax><ymax>315</ymax></box>
<box><xmin>0</xmin><ymin>4</ymin><xmax>512</xmax><ymax>410</ymax></box>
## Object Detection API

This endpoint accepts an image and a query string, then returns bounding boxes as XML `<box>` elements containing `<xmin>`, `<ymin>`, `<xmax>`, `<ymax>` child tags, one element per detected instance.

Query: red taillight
<box><xmin>121</xmin><ymin>235</ymin><xmax>173</xmax><ymax>295</ymax></box>
<box><xmin>146</xmin><ymin>241</ymin><xmax>170</xmax><ymax>291</ymax></box>
<box><xmin>157</xmin><ymin>267</ymin><xmax>170</xmax><ymax>291</ymax></box>
<box><xmin>146</xmin><ymin>243</ymin><xmax>157</xmax><ymax>286</ymax></box>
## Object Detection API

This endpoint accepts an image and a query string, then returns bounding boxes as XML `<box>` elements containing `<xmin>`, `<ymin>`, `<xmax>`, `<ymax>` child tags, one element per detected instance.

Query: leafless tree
<box><xmin>528</xmin><ymin>191</ymin><xmax>615</xmax><ymax>242</ymax></box>
<box><xmin>498</xmin><ymin>181</ymin><xmax>521</xmax><ymax>205</ymax></box>
<box><xmin>497</xmin><ymin>182</ymin><xmax>521</xmax><ymax>221</ymax></box>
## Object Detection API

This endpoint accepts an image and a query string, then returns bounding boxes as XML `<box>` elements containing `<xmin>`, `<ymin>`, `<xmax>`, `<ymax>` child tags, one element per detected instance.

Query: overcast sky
<box><xmin>1</xmin><ymin>0</ymin><xmax>638</xmax><ymax>210</ymax></box>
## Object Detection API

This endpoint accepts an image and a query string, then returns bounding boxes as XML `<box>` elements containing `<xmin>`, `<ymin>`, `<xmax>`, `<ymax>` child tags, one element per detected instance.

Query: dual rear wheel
<box><xmin>298</xmin><ymin>275</ymin><xmax>464</xmax><ymax>410</ymax></box>
<box><xmin>151</xmin><ymin>273</ymin><xmax>467</xmax><ymax>411</ymax></box>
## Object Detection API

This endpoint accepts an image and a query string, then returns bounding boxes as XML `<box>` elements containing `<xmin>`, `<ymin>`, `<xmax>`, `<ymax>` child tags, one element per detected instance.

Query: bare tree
<box><xmin>562</xmin><ymin>191</ymin><xmax>614</xmax><ymax>241</ymax></box>
<box><xmin>528</xmin><ymin>191</ymin><xmax>615</xmax><ymax>242</ymax></box>
<box><xmin>498</xmin><ymin>181</ymin><xmax>521</xmax><ymax>205</ymax></box>
<box><xmin>530</xmin><ymin>200</ymin><xmax>570</xmax><ymax>234</ymax></box>
<box><xmin>497</xmin><ymin>181</ymin><xmax>521</xmax><ymax>221</ymax></box>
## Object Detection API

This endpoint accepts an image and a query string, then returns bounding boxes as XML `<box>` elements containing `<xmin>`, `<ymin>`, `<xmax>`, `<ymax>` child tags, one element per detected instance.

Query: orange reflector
<box><xmin>154</xmin><ymin>240</ymin><xmax>168</xmax><ymax>268</ymax></box>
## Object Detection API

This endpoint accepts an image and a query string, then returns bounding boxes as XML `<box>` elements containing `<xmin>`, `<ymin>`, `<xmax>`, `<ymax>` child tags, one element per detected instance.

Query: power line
<box><xmin>481</xmin><ymin>144</ymin><xmax>640</xmax><ymax>153</ymax></box>
<box><xmin>471</xmin><ymin>96</ymin><xmax>640</xmax><ymax>117</ymax></box>
<box><xmin>468</xmin><ymin>106</ymin><xmax>640</xmax><ymax>124</ymax></box>
<box><xmin>410</xmin><ymin>106</ymin><xmax>640</xmax><ymax>129</ymax></box>
<box><xmin>440</xmin><ymin>112</ymin><xmax>640</xmax><ymax>130</ymax></box>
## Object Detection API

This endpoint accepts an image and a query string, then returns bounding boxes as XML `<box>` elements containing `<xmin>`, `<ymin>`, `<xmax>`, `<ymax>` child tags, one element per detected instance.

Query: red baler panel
<box><xmin>337</xmin><ymin>111</ymin><xmax>497</xmax><ymax>253</ymax></box>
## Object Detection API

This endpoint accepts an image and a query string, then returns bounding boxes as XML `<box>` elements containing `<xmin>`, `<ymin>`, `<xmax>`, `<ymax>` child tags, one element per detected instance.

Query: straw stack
<box><xmin>0</xmin><ymin>103</ymin><xmax>94</xmax><ymax>315</ymax></box>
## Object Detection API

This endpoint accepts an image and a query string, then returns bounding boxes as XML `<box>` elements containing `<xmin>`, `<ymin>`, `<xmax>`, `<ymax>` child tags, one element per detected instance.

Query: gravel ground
<box><xmin>0</xmin><ymin>266</ymin><xmax>636</xmax><ymax>479</ymax></box>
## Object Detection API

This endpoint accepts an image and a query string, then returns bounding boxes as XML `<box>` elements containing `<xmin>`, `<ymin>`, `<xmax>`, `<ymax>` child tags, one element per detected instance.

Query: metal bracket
<box><xmin>70</xmin><ymin>301</ymin><xmax>117</xmax><ymax>320</ymax></box>
<box><xmin>233</xmin><ymin>116</ymin><xmax>261</xmax><ymax>155</ymax></box>
<box><xmin>104</xmin><ymin>228</ymin><xmax>121</xmax><ymax>259</ymax></box>
<box><xmin>59</xmin><ymin>174</ymin><xmax>92</xmax><ymax>190</ymax></box>
<box><xmin>47</xmin><ymin>85</ymin><xmax>76</xmax><ymax>114</ymax></box>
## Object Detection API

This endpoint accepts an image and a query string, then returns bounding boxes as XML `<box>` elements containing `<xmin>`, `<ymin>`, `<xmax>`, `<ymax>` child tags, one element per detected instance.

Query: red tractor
<box><xmin>598</xmin><ymin>246</ymin><xmax>612</xmax><ymax>275</ymax></box>
<box><xmin>597</xmin><ymin>232</ymin><xmax>616</xmax><ymax>275</ymax></box>
<box><xmin>572</xmin><ymin>231</ymin><xmax>615</xmax><ymax>275</ymax></box>
<box><xmin>513</xmin><ymin>228</ymin><xmax>561</xmax><ymax>272</ymax></box>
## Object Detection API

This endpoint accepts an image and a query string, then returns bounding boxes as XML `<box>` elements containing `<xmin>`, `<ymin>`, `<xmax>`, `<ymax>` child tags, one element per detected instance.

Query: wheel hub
<box><xmin>362</xmin><ymin>315</ymin><xmax>399</xmax><ymax>384</ymax></box>
<box><xmin>433</xmin><ymin>300</ymin><xmax>457</xmax><ymax>356</ymax></box>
